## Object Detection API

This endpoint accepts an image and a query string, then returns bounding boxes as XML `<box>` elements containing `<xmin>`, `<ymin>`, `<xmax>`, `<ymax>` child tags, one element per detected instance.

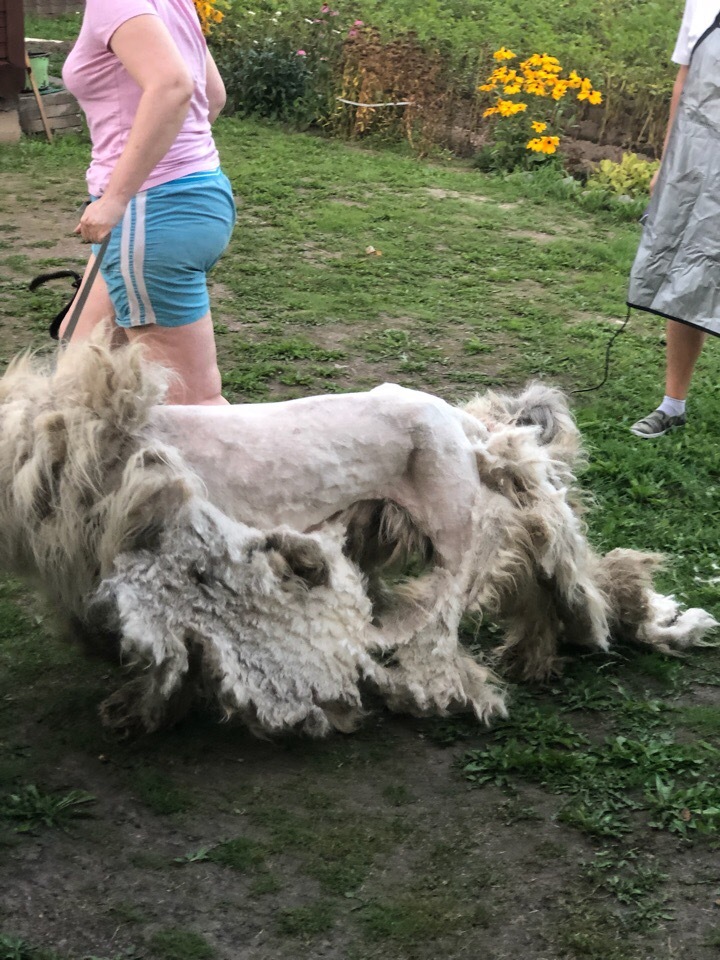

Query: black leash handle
<box><xmin>61</xmin><ymin>233</ymin><xmax>111</xmax><ymax>345</ymax></box>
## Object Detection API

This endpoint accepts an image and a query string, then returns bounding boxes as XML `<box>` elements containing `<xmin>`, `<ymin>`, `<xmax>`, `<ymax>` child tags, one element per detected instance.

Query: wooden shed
<box><xmin>0</xmin><ymin>0</ymin><xmax>25</xmax><ymax>98</ymax></box>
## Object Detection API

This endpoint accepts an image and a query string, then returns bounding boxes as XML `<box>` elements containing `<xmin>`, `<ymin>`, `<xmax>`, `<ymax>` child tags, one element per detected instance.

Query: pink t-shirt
<box><xmin>62</xmin><ymin>0</ymin><xmax>220</xmax><ymax>196</ymax></box>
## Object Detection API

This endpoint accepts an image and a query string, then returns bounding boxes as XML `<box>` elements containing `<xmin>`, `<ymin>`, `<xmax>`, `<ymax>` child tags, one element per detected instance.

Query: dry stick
<box><xmin>24</xmin><ymin>50</ymin><xmax>53</xmax><ymax>143</ymax></box>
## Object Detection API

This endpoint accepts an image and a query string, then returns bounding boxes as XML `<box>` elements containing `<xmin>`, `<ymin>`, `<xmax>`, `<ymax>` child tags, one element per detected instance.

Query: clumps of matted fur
<box><xmin>0</xmin><ymin>334</ymin><xmax>509</xmax><ymax>736</ymax></box>
<box><xmin>460</xmin><ymin>385</ymin><xmax>718</xmax><ymax>678</ymax></box>
<box><xmin>90</xmin><ymin>513</ymin><xmax>382</xmax><ymax>738</ymax></box>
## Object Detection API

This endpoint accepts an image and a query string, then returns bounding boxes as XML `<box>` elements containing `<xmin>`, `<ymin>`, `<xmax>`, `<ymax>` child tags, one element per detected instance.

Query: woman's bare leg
<box><xmin>665</xmin><ymin>319</ymin><xmax>706</xmax><ymax>400</ymax></box>
<box><xmin>125</xmin><ymin>312</ymin><xmax>228</xmax><ymax>405</ymax></box>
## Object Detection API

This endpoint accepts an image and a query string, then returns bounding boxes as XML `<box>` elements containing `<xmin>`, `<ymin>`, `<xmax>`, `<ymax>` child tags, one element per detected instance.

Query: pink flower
<box><xmin>296</xmin><ymin>49</ymin><xmax>307</xmax><ymax>56</ymax></box>
<box><xmin>321</xmin><ymin>3</ymin><xmax>330</xmax><ymax>10</ymax></box>
<box><xmin>354</xmin><ymin>19</ymin><xmax>363</xmax><ymax>25</ymax></box>
<box><xmin>347</xmin><ymin>28</ymin><xmax>357</xmax><ymax>37</ymax></box>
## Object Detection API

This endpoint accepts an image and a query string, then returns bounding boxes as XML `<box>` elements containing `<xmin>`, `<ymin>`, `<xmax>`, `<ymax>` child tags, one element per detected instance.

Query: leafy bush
<box><xmin>587</xmin><ymin>152</ymin><xmax>660</xmax><ymax>198</ymax></box>
<box><xmin>216</xmin><ymin>39</ymin><xmax>313</xmax><ymax>121</ymax></box>
<box><xmin>212</xmin><ymin>5</ymin><xmax>346</xmax><ymax>125</ymax></box>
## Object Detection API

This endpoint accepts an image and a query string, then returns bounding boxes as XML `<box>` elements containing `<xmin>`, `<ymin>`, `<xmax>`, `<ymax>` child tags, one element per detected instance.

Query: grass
<box><xmin>130</xmin><ymin>769</ymin><xmax>194</xmax><ymax>816</ymax></box>
<box><xmin>0</xmin><ymin>117</ymin><xmax>719</xmax><ymax>959</ymax></box>
<box><xmin>147</xmin><ymin>929</ymin><xmax>214</xmax><ymax>960</ymax></box>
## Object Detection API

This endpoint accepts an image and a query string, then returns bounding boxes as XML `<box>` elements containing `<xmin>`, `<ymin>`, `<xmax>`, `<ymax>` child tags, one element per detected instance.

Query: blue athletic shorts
<box><xmin>92</xmin><ymin>168</ymin><xmax>236</xmax><ymax>328</ymax></box>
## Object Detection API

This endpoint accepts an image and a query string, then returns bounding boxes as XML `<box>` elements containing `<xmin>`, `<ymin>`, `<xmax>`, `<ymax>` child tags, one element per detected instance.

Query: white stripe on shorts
<box><xmin>120</xmin><ymin>200</ymin><xmax>143</xmax><ymax>326</ymax></box>
<box><xmin>131</xmin><ymin>192</ymin><xmax>157</xmax><ymax>326</ymax></box>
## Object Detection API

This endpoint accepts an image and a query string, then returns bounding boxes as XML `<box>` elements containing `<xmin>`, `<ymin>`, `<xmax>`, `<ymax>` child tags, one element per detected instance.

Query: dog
<box><xmin>0</xmin><ymin>334</ymin><xmax>715</xmax><ymax>736</ymax></box>
<box><xmin>150</xmin><ymin>376</ymin><xmax>718</xmax><ymax>684</ymax></box>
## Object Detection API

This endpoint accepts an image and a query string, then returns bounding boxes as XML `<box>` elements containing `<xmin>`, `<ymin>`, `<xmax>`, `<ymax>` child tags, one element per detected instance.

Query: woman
<box><xmin>61</xmin><ymin>0</ymin><xmax>235</xmax><ymax>404</ymax></box>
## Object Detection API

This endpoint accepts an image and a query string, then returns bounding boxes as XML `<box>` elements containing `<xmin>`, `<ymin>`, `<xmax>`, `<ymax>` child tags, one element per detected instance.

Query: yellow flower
<box><xmin>526</xmin><ymin>135</ymin><xmax>560</xmax><ymax>154</ymax></box>
<box><xmin>524</xmin><ymin>77</ymin><xmax>548</xmax><ymax>96</ymax></box>
<box><xmin>577</xmin><ymin>77</ymin><xmax>594</xmax><ymax>101</ymax></box>
<box><xmin>503</xmin><ymin>83</ymin><xmax>522</xmax><ymax>94</ymax></box>
<box><xmin>540</xmin><ymin>135</ymin><xmax>560</xmax><ymax>154</ymax></box>
<box><xmin>482</xmin><ymin>106</ymin><xmax>498</xmax><ymax>117</ymax></box>
<box><xmin>539</xmin><ymin>54</ymin><xmax>561</xmax><ymax>74</ymax></box>
<box><xmin>521</xmin><ymin>54</ymin><xmax>543</xmax><ymax>69</ymax></box>
<box><xmin>531</xmin><ymin>120</ymin><xmax>547</xmax><ymax>133</ymax></box>
<box><xmin>587</xmin><ymin>90</ymin><xmax>603</xmax><ymax>105</ymax></box>
<box><xmin>496</xmin><ymin>98</ymin><xmax>527</xmax><ymax>116</ymax></box>
<box><xmin>493</xmin><ymin>47</ymin><xmax>516</xmax><ymax>60</ymax></box>
<box><xmin>478</xmin><ymin>82</ymin><xmax>497</xmax><ymax>92</ymax></box>
<box><xmin>551</xmin><ymin>79</ymin><xmax>569</xmax><ymax>101</ymax></box>
<box><xmin>567</xmin><ymin>70</ymin><xmax>583</xmax><ymax>89</ymax></box>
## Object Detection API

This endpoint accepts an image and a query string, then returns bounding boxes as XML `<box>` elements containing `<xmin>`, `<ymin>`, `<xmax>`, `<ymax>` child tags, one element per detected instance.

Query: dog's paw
<box><xmin>99</xmin><ymin>680</ymin><xmax>149</xmax><ymax>739</ymax></box>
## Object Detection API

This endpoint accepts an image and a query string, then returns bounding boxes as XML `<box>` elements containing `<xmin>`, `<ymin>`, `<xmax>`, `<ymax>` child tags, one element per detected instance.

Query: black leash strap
<box><xmin>569</xmin><ymin>308</ymin><xmax>631</xmax><ymax>396</ymax></box>
<box><xmin>60</xmin><ymin>233</ymin><xmax>111</xmax><ymax>345</ymax></box>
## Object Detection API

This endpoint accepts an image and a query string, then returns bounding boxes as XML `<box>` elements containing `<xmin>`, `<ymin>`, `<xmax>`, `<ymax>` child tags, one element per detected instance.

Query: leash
<box><xmin>569</xmin><ymin>308</ymin><xmax>631</xmax><ymax>396</ymax></box>
<box><xmin>60</xmin><ymin>233</ymin><xmax>111</xmax><ymax>344</ymax></box>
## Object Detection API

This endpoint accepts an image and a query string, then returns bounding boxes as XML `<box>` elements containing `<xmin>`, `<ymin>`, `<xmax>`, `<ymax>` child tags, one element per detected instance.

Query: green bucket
<box><xmin>24</xmin><ymin>53</ymin><xmax>50</xmax><ymax>92</ymax></box>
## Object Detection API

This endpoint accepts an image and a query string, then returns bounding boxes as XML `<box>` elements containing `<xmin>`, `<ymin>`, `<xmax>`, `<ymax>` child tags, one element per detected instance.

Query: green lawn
<box><xmin>0</xmin><ymin>120</ymin><xmax>719</xmax><ymax>960</ymax></box>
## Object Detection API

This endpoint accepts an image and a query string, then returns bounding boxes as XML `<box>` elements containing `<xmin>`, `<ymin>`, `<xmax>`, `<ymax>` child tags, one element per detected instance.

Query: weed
<box><xmin>558</xmin><ymin>799</ymin><xmax>631</xmax><ymax>839</ymax></box>
<box><xmin>0</xmin><ymin>785</ymin><xmax>94</xmax><ymax>832</ymax></box>
<box><xmin>207</xmin><ymin>836</ymin><xmax>266</xmax><ymax>871</ymax></box>
<box><xmin>172</xmin><ymin>847</ymin><xmax>213</xmax><ymax>865</ymax></box>
<box><xmin>0</xmin><ymin>934</ymin><xmax>65</xmax><ymax>960</ymax></box>
<box><xmin>462</xmin><ymin>730</ymin><xmax>720</xmax><ymax>839</ymax></box>
<box><xmin>647</xmin><ymin>777</ymin><xmax>720</xmax><ymax>837</ymax></box>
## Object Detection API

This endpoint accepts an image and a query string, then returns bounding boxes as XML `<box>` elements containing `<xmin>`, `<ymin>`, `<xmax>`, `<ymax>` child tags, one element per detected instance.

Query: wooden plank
<box><xmin>20</xmin><ymin>98</ymin><xmax>81</xmax><ymax>120</ymax></box>
<box><xmin>23</xmin><ymin>115</ymin><xmax>83</xmax><ymax>133</ymax></box>
<box><xmin>20</xmin><ymin>89</ymin><xmax>79</xmax><ymax>108</ymax></box>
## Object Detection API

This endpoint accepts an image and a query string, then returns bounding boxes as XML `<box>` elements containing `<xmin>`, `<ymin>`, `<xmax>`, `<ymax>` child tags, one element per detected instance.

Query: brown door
<box><xmin>0</xmin><ymin>0</ymin><xmax>27</xmax><ymax>98</ymax></box>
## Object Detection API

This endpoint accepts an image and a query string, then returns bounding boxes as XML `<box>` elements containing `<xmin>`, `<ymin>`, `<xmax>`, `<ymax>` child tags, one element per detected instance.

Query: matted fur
<box><xmin>0</xmin><ymin>336</ymin><xmax>511</xmax><ymax>734</ymax></box>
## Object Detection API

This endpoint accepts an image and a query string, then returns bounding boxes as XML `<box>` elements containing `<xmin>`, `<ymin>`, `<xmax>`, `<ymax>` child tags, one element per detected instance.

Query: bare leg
<box><xmin>58</xmin><ymin>254</ymin><xmax>127</xmax><ymax>346</ymax></box>
<box><xmin>665</xmin><ymin>319</ymin><xmax>706</xmax><ymax>400</ymax></box>
<box><xmin>125</xmin><ymin>312</ymin><xmax>228</xmax><ymax>405</ymax></box>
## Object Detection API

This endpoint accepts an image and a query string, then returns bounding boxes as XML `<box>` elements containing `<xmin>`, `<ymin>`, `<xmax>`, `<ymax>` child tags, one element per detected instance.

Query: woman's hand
<box><xmin>75</xmin><ymin>194</ymin><xmax>128</xmax><ymax>243</ymax></box>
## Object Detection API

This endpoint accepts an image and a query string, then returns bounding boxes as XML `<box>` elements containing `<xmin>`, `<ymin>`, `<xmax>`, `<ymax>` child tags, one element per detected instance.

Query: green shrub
<box><xmin>217</xmin><ymin>39</ymin><xmax>313</xmax><ymax>121</ymax></box>
<box><xmin>587</xmin><ymin>152</ymin><xmax>660</xmax><ymax>198</ymax></box>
